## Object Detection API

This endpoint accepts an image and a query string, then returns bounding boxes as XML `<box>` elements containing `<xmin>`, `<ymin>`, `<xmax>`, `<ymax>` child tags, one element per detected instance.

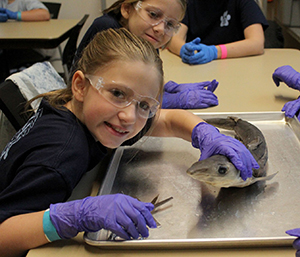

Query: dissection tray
<box><xmin>84</xmin><ymin>112</ymin><xmax>300</xmax><ymax>249</ymax></box>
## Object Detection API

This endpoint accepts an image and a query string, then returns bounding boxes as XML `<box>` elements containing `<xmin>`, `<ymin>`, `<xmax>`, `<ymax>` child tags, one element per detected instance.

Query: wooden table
<box><xmin>0</xmin><ymin>19</ymin><xmax>79</xmax><ymax>49</ymax></box>
<box><xmin>27</xmin><ymin>49</ymin><xmax>300</xmax><ymax>257</ymax></box>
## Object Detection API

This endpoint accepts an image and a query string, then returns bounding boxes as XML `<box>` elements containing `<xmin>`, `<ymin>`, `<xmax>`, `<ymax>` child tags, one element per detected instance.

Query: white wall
<box><xmin>48</xmin><ymin>0</ymin><xmax>102</xmax><ymax>41</ymax></box>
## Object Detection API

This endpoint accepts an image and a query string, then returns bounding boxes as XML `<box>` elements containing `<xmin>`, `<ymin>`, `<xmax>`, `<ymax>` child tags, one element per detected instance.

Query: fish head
<box><xmin>186</xmin><ymin>155</ymin><xmax>243</xmax><ymax>187</ymax></box>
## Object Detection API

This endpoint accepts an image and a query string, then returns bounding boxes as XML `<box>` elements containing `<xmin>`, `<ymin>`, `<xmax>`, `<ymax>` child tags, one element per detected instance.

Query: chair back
<box><xmin>42</xmin><ymin>2</ymin><xmax>61</xmax><ymax>19</ymax></box>
<box><xmin>62</xmin><ymin>14</ymin><xmax>89</xmax><ymax>73</ymax></box>
<box><xmin>0</xmin><ymin>80</ymin><xmax>34</xmax><ymax>131</ymax></box>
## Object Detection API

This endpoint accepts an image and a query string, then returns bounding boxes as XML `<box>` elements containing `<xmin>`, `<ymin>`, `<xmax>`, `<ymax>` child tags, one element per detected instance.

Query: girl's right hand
<box><xmin>46</xmin><ymin>194</ymin><xmax>157</xmax><ymax>240</ymax></box>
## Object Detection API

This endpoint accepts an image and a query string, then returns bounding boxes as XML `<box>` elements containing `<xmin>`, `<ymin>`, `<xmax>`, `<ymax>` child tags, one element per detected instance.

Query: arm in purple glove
<box><xmin>286</xmin><ymin>228</ymin><xmax>300</xmax><ymax>257</ymax></box>
<box><xmin>43</xmin><ymin>194</ymin><xmax>156</xmax><ymax>241</ymax></box>
<box><xmin>191</xmin><ymin>122</ymin><xmax>259</xmax><ymax>181</ymax></box>
<box><xmin>162</xmin><ymin>80</ymin><xmax>219</xmax><ymax>109</ymax></box>
<box><xmin>273</xmin><ymin>65</ymin><xmax>300</xmax><ymax>90</ymax></box>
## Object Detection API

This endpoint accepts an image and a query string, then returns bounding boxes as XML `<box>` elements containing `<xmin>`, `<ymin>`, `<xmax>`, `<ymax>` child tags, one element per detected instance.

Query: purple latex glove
<box><xmin>180</xmin><ymin>37</ymin><xmax>217</xmax><ymax>65</ymax></box>
<box><xmin>49</xmin><ymin>194</ymin><xmax>156</xmax><ymax>240</ymax></box>
<box><xmin>0</xmin><ymin>8</ymin><xmax>18</xmax><ymax>20</ymax></box>
<box><xmin>191</xmin><ymin>122</ymin><xmax>259</xmax><ymax>181</ymax></box>
<box><xmin>281</xmin><ymin>96</ymin><xmax>300</xmax><ymax>119</ymax></box>
<box><xmin>272</xmin><ymin>65</ymin><xmax>300</xmax><ymax>90</ymax></box>
<box><xmin>162</xmin><ymin>80</ymin><xmax>219</xmax><ymax>109</ymax></box>
<box><xmin>286</xmin><ymin>228</ymin><xmax>300</xmax><ymax>257</ymax></box>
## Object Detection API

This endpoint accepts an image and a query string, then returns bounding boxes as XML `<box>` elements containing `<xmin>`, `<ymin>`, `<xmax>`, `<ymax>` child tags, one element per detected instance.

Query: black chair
<box><xmin>57</xmin><ymin>14</ymin><xmax>89</xmax><ymax>81</ymax></box>
<box><xmin>0</xmin><ymin>80</ymin><xmax>34</xmax><ymax>131</ymax></box>
<box><xmin>42</xmin><ymin>2</ymin><xmax>61</xmax><ymax>19</ymax></box>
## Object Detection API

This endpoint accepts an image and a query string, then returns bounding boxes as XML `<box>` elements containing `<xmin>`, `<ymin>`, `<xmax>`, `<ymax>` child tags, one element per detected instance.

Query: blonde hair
<box><xmin>104</xmin><ymin>0</ymin><xmax>187</xmax><ymax>24</ymax></box>
<box><xmin>29</xmin><ymin>28</ymin><xmax>164</xmax><ymax>109</ymax></box>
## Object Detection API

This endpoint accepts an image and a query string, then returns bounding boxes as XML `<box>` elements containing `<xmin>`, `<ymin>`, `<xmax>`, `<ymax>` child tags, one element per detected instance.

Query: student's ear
<box><xmin>72</xmin><ymin>71</ymin><xmax>86</xmax><ymax>102</ymax></box>
<box><xmin>121</xmin><ymin>3</ymin><xmax>133</xmax><ymax>19</ymax></box>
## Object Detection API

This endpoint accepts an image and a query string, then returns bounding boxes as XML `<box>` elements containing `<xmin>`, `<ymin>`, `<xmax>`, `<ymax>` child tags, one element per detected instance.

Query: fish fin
<box><xmin>253</xmin><ymin>171</ymin><xmax>279</xmax><ymax>182</ymax></box>
<box><xmin>247</xmin><ymin>137</ymin><xmax>263</xmax><ymax>151</ymax></box>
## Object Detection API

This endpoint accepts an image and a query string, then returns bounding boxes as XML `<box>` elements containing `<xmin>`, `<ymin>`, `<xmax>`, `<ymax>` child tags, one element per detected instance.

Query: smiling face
<box><xmin>69</xmin><ymin>60</ymin><xmax>161</xmax><ymax>149</ymax></box>
<box><xmin>121</xmin><ymin>0</ymin><xmax>183</xmax><ymax>49</ymax></box>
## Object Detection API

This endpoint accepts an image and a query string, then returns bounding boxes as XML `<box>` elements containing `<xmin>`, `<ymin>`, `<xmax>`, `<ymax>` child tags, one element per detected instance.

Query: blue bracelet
<box><xmin>43</xmin><ymin>209</ymin><xmax>61</xmax><ymax>242</ymax></box>
<box><xmin>17</xmin><ymin>11</ymin><xmax>21</xmax><ymax>21</ymax></box>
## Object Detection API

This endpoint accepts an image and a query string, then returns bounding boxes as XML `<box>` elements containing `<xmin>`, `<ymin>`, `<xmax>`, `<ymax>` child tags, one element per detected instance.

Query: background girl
<box><xmin>73</xmin><ymin>0</ymin><xmax>219</xmax><ymax>110</ymax></box>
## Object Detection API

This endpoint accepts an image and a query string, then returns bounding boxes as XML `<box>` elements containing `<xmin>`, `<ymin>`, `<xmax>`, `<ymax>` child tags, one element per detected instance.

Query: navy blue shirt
<box><xmin>182</xmin><ymin>0</ymin><xmax>269</xmax><ymax>45</ymax></box>
<box><xmin>73</xmin><ymin>14</ymin><xmax>121</xmax><ymax>67</ymax></box>
<box><xmin>0</xmin><ymin>99</ymin><xmax>153</xmax><ymax>223</ymax></box>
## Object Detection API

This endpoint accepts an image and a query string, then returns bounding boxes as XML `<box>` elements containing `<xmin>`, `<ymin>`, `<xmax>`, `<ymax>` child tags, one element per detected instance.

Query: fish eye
<box><xmin>218</xmin><ymin>166</ymin><xmax>228</xmax><ymax>175</ymax></box>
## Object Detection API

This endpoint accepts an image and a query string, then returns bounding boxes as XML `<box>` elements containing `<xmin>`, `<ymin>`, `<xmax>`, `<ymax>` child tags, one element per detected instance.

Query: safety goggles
<box><xmin>85</xmin><ymin>74</ymin><xmax>160</xmax><ymax>119</ymax></box>
<box><xmin>134</xmin><ymin>1</ymin><xmax>181</xmax><ymax>36</ymax></box>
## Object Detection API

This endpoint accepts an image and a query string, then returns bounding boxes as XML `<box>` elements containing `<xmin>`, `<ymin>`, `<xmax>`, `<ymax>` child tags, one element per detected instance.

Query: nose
<box><xmin>152</xmin><ymin>20</ymin><xmax>165</xmax><ymax>35</ymax></box>
<box><xmin>118</xmin><ymin>102</ymin><xmax>138</xmax><ymax>124</ymax></box>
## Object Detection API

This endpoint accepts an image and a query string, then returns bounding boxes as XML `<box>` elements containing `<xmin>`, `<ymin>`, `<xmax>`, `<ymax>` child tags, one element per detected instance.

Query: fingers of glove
<box><xmin>187</xmin><ymin>51</ymin><xmax>209</xmax><ymax>65</ymax></box>
<box><xmin>207</xmin><ymin>80</ymin><xmax>219</xmax><ymax>92</ymax></box>
<box><xmin>185</xmin><ymin>42</ymin><xmax>202</xmax><ymax>52</ymax></box>
<box><xmin>294</xmin><ymin>239</ymin><xmax>300</xmax><ymax>251</ymax></box>
<box><xmin>130</xmin><ymin>201</ymin><xmax>156</xmax><ymax>229</ymax></box>
<box><xmin>194</xmin><ymin>90</ymin><xmax>218</xmax><ymax>106</ymax></box>
<box><xmin>286</xmin><ymin>228</ymin><xmax>300</xmax><ymax>237</ymax></box>
<box><xmin>282</xmin><ymin>98</ymin><xmax>300</xmax><ymax>118</ymax></box>
<box><xmin>178</xmin><ymin>90</ymin><xmax>218</xmax><ymax>109</ymax></box>
<box><xmin>228</xmin><ymin>145</ymin><xmax>259</xmax><ymax>180</ymax></box>
<box><xmin>109</xmin><ymin>223</ymin><xmax>132</xmax><ymax>240</ymax></box>
<box><xmin>212</xmin><ymin>138</ymin><xmax>259</xmax><ymax>180</ymax></box>
<box><xmin>180</xmin><ymin>42</ymin><xmax>200</xmax><ymax>57</ymax></box>
<box><xmin>161</xmin><ymin>92</ymin><xmax>178</xmax><ymax>109</ymax></box>
<box><xmin>121</xmin><ymin>203</ymin><xmax>155</xmax><ymax>238</ymax></box>
<box><xmin>164</xmin><ymin>81</ymin><xmax>182</xmax><ymax>93</ymax></box>
<box><xmin>166</xmin><ymin>81</ymin><xmax>213</xmax><ymax>92</ymax></box>
<box><xmin>273</xmin><ymin>65</ymin><xmax>300</xmax><ymax>90</ymax></box>
<box><xmin>191</xmin><ymin>37</ymin><xmax>201</xmax><ymax>44</ymax></box>
<box><xmin>272</xmin><ymin>73</ymin><xmax>281</xmax><ymax>87</ymax></box>
<box><xmin>180</xmin><ymin>46</ymin><xmax>194</xmax><ymax>57</ymax></box>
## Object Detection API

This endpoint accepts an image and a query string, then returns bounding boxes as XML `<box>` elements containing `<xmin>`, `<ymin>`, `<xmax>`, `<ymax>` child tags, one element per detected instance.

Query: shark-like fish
<box><xmin>187</xmin><ymin>116</ymin><xmax>278</xmax><ymax>188</ymax></box>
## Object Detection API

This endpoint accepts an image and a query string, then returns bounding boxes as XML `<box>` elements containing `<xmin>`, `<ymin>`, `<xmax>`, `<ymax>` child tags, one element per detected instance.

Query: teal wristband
<box><xmin>43</xmin><ymin>209</ymin><xmax>61</xmax><ymax>242</ymax></box>
<box><xmin>17</xmin><ymin>11</ymin><xmax>21</xmax><ymax>21</ymax></box>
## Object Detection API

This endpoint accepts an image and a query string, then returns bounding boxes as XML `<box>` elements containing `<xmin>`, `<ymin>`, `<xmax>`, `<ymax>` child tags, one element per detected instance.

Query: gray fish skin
<box><xmin>187</xmin><ymin>117</ymin><xmax>277</xmax><ymax>188</ymax></box>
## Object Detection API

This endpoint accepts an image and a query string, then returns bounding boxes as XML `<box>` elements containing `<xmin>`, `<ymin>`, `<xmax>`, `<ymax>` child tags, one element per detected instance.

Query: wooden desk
<box><xmin>27</xmin><ymin>49</ymin><xmax>299</xmax><ymax>257</ymax></box>
<box><xmin>0</xmin><ymin>19</ymin><xmax>79</xmax><ymax>49</ymax></box>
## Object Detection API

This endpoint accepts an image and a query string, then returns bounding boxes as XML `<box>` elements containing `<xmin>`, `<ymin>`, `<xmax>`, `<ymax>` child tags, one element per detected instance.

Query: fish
<box><xmin>187</xmin><ymin>116</ymin><xmax>278</xmax><ymax>188</ymax></box>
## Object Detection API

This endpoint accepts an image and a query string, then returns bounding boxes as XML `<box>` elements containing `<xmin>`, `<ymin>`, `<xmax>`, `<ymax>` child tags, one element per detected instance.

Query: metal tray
<box><xmin>84</xmin><ymin>112</ymin><xmax>300</xmax><ymax>249</ymax></box>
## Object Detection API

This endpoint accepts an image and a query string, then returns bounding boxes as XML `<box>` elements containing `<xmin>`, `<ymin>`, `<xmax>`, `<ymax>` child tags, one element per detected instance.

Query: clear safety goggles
<box><xmin>85</xmin><ymin>75</ymin><xmax>160</xmax><ymax>119</ymax></box>
<box><xmin>134</xmin><ymin>1</ymin><xmax>181</xmax><ymax>36</ymax></box>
